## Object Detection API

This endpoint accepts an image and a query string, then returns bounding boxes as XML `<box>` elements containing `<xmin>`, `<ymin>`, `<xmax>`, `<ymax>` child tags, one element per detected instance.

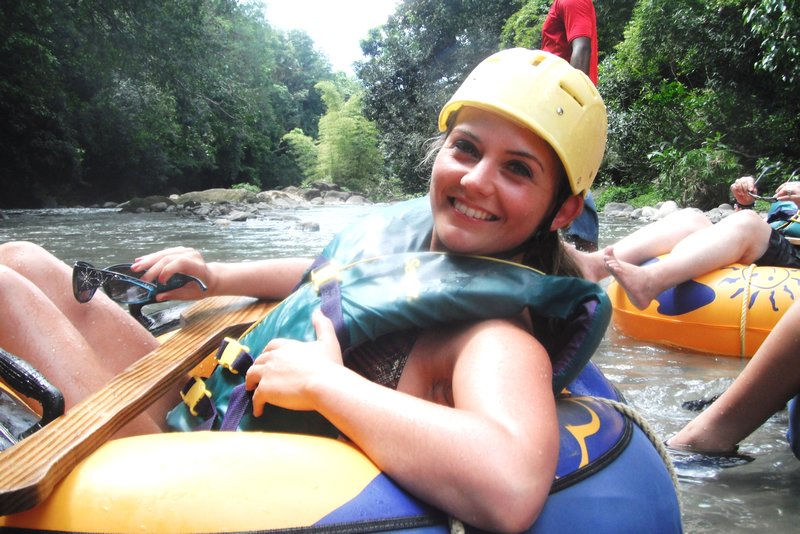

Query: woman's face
<box><xmin>429</xmin><ymin>106</ymin><xmax>575</xmax><ymax>257</ymax></box>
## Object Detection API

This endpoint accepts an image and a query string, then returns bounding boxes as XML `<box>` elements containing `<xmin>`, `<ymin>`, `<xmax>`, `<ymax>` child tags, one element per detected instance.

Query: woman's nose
<box><xmin>460</xmin><ymin>161</ymin><xmax>495</xmax><ymax>195</ymax></box>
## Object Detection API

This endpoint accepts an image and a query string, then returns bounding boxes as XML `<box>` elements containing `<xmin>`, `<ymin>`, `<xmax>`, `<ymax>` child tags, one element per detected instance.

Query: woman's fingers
<box><xmin>245</xmin><ymin>309</ymin><xmax>344</xmax><ymax>416</ymax></box>
<box><xmin>131</xmin><ymin>248</ymin><xmax>211</xmax><ymax>297</ymax></box>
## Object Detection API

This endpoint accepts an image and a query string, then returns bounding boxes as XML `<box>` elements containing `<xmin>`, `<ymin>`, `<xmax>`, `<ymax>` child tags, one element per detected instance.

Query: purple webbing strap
<box><xmin>229</xmin><ymin>351</ymin><xmax>254</xmax><ymax>375</ymax></box>
<box><xmin>218</xmin><ymin>351</ymin><xmax>255</xmax><ymax>431</ymax></box>
<box><xmin>319</xmin><ymin>279</ymin><xmax>351</xmax><ymax>349</ymax></box>
<box><xmin>220</xmin><ymin>384</ymin><xmax>253</xmax><ymax>431</ymax></box>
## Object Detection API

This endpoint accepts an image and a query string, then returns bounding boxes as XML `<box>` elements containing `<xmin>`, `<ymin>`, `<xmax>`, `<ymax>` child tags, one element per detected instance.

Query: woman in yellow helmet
<box><xmin>0</xmin><ymin>49</ymin><xmax>606</xmax><ymax>532</ymax></box>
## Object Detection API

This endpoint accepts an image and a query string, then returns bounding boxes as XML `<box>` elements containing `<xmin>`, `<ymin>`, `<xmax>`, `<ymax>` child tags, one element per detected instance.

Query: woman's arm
<box><xmin>246</xmin><ymin>312</ymin><xmax>558</xmax><ymax>532</ymax></box>
<box><xmin>132</xmin><ymin>247</ymin><xmax>313</xmax><ymax>301</ymax></box>
<box><xmin>204</xmin><ymin>258</ymin><xmax>313</xmax><ymax>299</ymax></box>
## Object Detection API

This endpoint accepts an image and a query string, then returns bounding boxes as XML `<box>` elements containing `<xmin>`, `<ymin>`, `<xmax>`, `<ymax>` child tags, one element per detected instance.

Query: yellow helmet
<box><xmin>438</xmin><ymin>48</ymin><xmax>607</xmax><ymax>196</ymax></box>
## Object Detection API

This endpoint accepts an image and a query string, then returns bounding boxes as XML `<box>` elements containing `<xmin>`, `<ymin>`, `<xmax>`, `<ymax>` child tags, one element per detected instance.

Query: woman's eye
<box><xmin>452</xmin><ymin>139</ymin><xmax>479</xmax><ymax>157</ymax></box>
<box><xmin>507</xmin><ymin>161</ymin><xmax>533</xmax><ymax>179</ymax></box>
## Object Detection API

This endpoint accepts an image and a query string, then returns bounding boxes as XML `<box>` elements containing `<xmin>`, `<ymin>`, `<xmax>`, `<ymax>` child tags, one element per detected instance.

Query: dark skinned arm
<box><xmin>569</xmin><ymin>36</ymin><xmax>591</xmax><ymax>77</ymax></box>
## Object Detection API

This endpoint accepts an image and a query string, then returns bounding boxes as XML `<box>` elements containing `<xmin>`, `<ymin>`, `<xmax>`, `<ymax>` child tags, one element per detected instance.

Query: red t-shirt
<box><xmin>541</xmin><ymin>0</ymin><xmax>598</xmax><ymax>85</ymax></box>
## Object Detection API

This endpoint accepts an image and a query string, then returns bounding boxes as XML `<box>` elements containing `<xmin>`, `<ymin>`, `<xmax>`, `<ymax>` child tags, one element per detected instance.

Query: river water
<box><xmin>2</xmin><ymin>204</ymin><xmax>798</xmax><ymax>532</ymax></box>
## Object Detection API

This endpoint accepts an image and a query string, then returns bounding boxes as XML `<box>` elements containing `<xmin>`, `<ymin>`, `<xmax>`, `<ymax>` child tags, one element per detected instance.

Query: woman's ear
<box><xmin>549</xmin><ymin>195</ymin><xmax>585</xmax><ymax>231</ymax></box>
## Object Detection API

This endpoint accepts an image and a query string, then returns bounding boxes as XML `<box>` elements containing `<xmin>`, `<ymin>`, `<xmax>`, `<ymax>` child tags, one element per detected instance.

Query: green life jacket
<box><xmin>166</xmin><ymin>197</ymin><xmax>611</xmax><ymax>433</ymax></box>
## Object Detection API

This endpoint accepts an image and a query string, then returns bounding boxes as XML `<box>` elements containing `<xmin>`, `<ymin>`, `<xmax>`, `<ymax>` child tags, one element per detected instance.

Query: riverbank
<box><xmin>0</xmin><ymin>184</ymin><xmax>765</xmax><ymax>227</ymax></box>
<box><xmin>602</xmin><ymin>199</ymin><xmax>739</xmax><ymax>224</ymax></box>
<box><xmin>111</xmin><ymin>182</ymin><xmax>379</xmax><ymax>224</ymax></box>
<box><xmin>121</xmin><ymin>188</ymin><xmax>754</xmax><ymax>227</ymax></box>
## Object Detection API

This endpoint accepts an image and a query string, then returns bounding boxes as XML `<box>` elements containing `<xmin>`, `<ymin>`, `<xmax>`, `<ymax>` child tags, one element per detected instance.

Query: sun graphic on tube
<box><xmin>719</xmin><ymin>265</ymin><xmax>800</xmax><ymax>312</ymax></box>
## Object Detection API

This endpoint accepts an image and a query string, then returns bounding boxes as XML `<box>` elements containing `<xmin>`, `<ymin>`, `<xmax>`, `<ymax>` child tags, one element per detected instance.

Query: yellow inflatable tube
<box><xmin>1</xmin><ymin>432</ymin><xmax>382</xmax><ymax>533</ymax></box>
<box><xmin>608</xmin><ymin>260</ymin><xmax>800</xmax><ymax>357</ymax></box>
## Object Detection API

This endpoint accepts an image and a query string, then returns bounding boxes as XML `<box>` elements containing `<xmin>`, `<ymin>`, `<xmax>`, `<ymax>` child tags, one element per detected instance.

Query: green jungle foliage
<box><xmin>314</xmin><ymin>81</ymin><xmax>383</xmax><ymax>194</ymax></box>
<box><xmin>1</xmin><ymin>0</ymin><xmax>334</xmax><ymax>207</ymax></box>
<box><xmin>2</xmin><ymin>0</ymin><xmax>798</xmax><ymax>209</ymax></box>
<box><xmin>600</xmin><ymin>0</ymin><xmax>799</xmax><ymax>208</ymax></box>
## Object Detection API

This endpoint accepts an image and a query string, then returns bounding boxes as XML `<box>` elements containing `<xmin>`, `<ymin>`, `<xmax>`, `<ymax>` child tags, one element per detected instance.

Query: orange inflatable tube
<box><xmin>608</xmin><ymin>259</ymin><xmax>800</xmax><ymax>357</ymax></box>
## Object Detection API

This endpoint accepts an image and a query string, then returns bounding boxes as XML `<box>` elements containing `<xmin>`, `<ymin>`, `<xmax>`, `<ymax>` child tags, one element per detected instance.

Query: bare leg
<box><xmin>0</xmin><ymin>242</ymin><xmax>163</xmax><ymax>435</ymax></box>
<box><xmin>668</xmin><ymin>299</ymin><xmax>800</xmax><ymax>453</ymax></box>
<box><xmin>572</xmin><ymin>208</ymin><xmax>711</xmax><ymax>282</ymax></box>
<box><xmin>0</xmin><ymin>241</ymin><xmax>156</xmax><ymax>371</ymax></box>
<box><xmin>604</xmin><ymin>210</ymin><xmax>773</xmax><ymax>309</ymax></box>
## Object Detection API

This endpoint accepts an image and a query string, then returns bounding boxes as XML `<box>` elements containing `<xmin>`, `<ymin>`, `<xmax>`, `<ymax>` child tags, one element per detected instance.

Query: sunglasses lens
<box><xmin>106</xmin><ymin>264</ymin><xmax>141</xmax><ymax>279</ymax></box>
<box><xmin>103</xmin><ymin>278</ymin><xmax>153</xmax><ymax>304</ymax></box>
<box><xmin>72</xmin><ymin>263</ymin><xmax>98</xmax><ymax>303</ymax></box>
<box><xmin>102</xmin><ymin>264</ymin><xmax>155</xmax><ymax>304</ymax></box>
<box><xmin>75</xmin><ymin>287</ymin><xmax>96</xmax><ymax>303</ymax></box>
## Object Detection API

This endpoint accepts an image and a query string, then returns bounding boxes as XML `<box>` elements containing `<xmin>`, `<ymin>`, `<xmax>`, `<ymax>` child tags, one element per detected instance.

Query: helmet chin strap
<box><xmin>493</xmin><ymin>182</ymin><xmax>573</xmax><ymax>262</ymax></box>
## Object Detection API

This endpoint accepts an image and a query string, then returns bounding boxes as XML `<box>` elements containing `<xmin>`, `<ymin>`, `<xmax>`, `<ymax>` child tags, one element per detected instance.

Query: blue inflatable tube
<box><xmin>307</xmin><ymin>362</ymin><xmax>682</xmax><ymax>533</ymax></box>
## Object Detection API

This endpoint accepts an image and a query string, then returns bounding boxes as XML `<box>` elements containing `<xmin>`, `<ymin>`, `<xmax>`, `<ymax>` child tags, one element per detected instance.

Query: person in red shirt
<box><xmin>541</xmin><ymin>0</ymin><xmax>600</xmax><ymax>251</ymax></box>
<box><xmin>541</xmin><ymin>0</ymin><xmax>599</xmax><ymax>85</ymax></box>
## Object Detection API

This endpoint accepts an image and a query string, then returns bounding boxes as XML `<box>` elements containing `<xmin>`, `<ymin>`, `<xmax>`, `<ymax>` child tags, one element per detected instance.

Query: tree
<box><xmin>0</xmin><ymin>1</ymin><xmax>82</xmax><ymax>206</ymax></box>
<box><xmin>274</xmin><ymin>30</ymin><xmax>333</xmax><ymax>139</ymax></box>
<box><xmin>356</xmin><ymin>0</ymin><xmax>522</xmax><ymax>195</ymax></box>
<box><xmin>282</xmin><ymin>128</ymin><xmax>318</xmax><ymax>182</ymax></box>
<box><xmin>314</xmin><ymin>81</ymin><xmax>383</xmax><ymax>194</ymax></box>
<box><xmin>600</xmin><ymin>0</ymin><xmax>799</xmax><ymax>207</ymax></box>
<box><xmin>0</xmin><ymin>0</ymin><xmax>336</xmax><ymax>207</ymax></box>
<box><xmin>500</xmin><ymin>0</ymin><xmax>551</xmax><ymax>51</ymax></box>
<box><xmin>745</xmin><ymin>0</ymin><xmax>800</xmax><ymax>84</ymax></box>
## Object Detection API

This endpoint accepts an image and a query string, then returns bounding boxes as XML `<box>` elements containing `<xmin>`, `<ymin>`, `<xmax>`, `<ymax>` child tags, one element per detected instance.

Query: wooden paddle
<box><xmin>0</xmin><ymin>295</ymin><xmax>274</xmax><ymax>516</ymax></box>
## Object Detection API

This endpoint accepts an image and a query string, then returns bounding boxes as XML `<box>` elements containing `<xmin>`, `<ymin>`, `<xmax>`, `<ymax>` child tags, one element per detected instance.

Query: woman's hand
<box><xmin>730</xmin><ymin>175</ymin><xmax>757</xmax><ymax>205</ymax></box>
<box><xmin>775</xmin><ymin>181</ymin><xmax>800</xmax><ymax>206</ymax></box>
<box><xmin>245</xmin><ymin>310</ymin><xmax>344</xmax><ymax>416</ymax></box>
<box><xmin>131</xmin><ymin>247</ymin><xmax>213</xmax><ymax>301</ymax></box>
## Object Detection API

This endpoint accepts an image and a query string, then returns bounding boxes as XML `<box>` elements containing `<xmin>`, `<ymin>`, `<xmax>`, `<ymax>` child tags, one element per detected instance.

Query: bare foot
<box><xmin>565</xmin><ymin>245</ymin><xmax>609</xmax><ymax>282</ymax></box>
<box><xmin>603</xmin><ymin>246</ymin><xmax>658</xmax><ymax>309</ymax></box>
<box><xmin>584</xmin><ymin>250</ymin><xmax>613</xmax><ymax>282</ymax></box>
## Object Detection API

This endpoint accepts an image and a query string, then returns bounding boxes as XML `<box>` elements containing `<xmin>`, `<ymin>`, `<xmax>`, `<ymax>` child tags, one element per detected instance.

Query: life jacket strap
<box><xmin>216</xmin><ymin>340</ymin><xmax>256</xmax><ymax>431</ymax></box>
<box><xmin>216</xmin><ymin>337</ymin><xmax>253</xmax><ymax>375</ymax></box>
<box><xmin>178</xmin><ymin>338</ymin><xmax>258</xmax><ymax>431</ymax></box>
<box><xmin>219</xmin><ymin>384</ymin><xmax>253</xmax><ymax>431</ymax></box>
<box><xmin>180</xmin><ymin>377</ymin><xmax>215</xmax><ymax>423</ymax></box>
<box><xmin>312</xmin><ymin>261</ymin><xmax>351</xmax><ymax>349</ymax></box>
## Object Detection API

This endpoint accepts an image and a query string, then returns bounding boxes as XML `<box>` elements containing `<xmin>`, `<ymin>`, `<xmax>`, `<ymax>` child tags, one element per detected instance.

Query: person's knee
<box><xmin>0</xmin><ymin>263</ymin><xmax>15</xmax><ymax>281</ymax></box>
<box><xmin>0</xmin><ymin>241</ymin><xmax>52</xmax><ymax>264</ymax></box>
<box><xmin>0</xmin><ymin>241</ymin><xmax>61</xmax><ymax>273</ymax></box>
<box><xmin>680</xmin><ymin>208</ymin><xmax>712</xmax><ymax>230</ymax></box>
<box><xmin>728</xmin><ymin>209</ymin><xmax>768</xmax><ymax>232</ymax></box>
<box><xmin>717</xmin><ymin>210</ymin><xmax>772</xmax><ymax>249</ymax></box>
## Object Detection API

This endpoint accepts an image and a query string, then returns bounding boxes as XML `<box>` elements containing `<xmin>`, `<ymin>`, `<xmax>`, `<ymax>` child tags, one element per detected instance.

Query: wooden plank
<box><xmin>0</xmin><ymin>296</ymin><xmax>274</xmax><ymax>515</ymax></box>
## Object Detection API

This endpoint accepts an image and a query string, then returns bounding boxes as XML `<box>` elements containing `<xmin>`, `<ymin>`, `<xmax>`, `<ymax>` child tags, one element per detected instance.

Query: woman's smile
<box><xmin>450</xmin><ymin>198</ymin><xmax>499</xmax><ymax>221</ymax></box>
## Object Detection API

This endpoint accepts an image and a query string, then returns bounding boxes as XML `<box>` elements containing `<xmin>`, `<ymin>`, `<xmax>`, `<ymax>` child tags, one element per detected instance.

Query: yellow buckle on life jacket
<box><xmin>216</xmin><ymin>337</ymin><xmax>250</xmax><ymax>374</ymax></box>
<box><xmin>310</xmin><ymin>260</ymin><xmax>342</xmax><ymax>293</ymax></box>
<box><xmin>181</xmin><ymin>377</ymin><xmax>212</xmax><ymax>417</ymax></box>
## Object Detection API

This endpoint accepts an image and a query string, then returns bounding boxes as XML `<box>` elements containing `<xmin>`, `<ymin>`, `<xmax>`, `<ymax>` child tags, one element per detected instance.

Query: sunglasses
<box><xmin>72</xmin><ymin>261</ymin><xmax>207</xmax><ymax>305</ymax></box>
<box><xmin>748</xmin><ymin>191</ymin><xmax>778</xmax><ymax>202</ymax></box>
